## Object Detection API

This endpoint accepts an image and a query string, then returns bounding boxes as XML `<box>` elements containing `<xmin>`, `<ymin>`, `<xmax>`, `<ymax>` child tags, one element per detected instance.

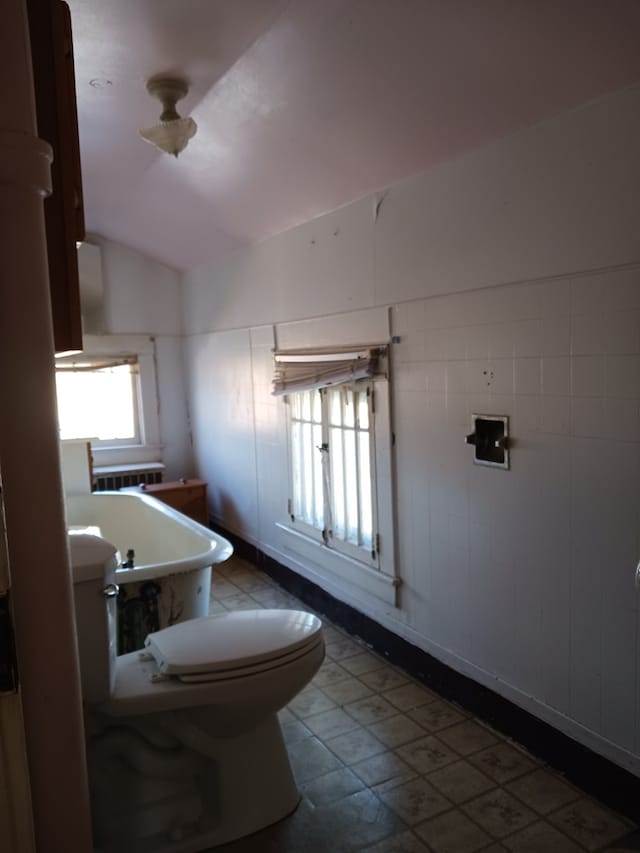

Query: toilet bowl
<box><xmin>69</xmin><ymin>532</ymin><xmax>324</xmax><ymax>852</ymax></box>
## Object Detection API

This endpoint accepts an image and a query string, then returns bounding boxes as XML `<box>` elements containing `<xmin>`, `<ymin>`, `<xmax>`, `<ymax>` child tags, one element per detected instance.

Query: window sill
<box><xmin>91</xmin><ymin>444</ymin><xmax>163</xmax><ymax>468</ymax></box>
<box><xmin>275</xmin><ymin>522</ymin><xmax>400</xmax><ymax>606</ymax></box>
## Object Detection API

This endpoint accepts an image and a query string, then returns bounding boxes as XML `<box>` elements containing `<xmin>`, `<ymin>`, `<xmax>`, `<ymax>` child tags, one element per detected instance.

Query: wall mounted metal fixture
<box><xmin>465</xmin><ymin>414</ymin><xmax>510</xmax><ymax>469</ymax></box>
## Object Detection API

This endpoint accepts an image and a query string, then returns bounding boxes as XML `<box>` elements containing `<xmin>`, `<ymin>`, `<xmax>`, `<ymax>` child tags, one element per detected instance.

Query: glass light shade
<box><xmin>139</xmin><ymin>116</ymin><xmax>197</xmax><ymax>157</ymax></box>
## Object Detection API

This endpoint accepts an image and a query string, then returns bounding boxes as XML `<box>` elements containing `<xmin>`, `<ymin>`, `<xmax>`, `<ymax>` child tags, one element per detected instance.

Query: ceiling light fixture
<box><xmin>139</xmin><ymin>76</ymin><xmax>197</xmax><ymax>158</ymax></box>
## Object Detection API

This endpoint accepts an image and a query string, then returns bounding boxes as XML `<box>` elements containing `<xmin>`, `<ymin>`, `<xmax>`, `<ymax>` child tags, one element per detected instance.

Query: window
<box><xmin>54</xmin><ymin>334</ymin><xmax>161</xmax><ymax>466</ymax></box>
<box><xmin>289</xmin><ymin>383</ymin><xmax>377</xmax><ymax>563</ymax></box>
<box><xmin>55</xmin><ymin>357</ymin><xmax>140</xmax><ymax>445</ymax></box>
<box><xmin>274</xmin><ymin>346</ymin><xmax>397</xmax><ymax>603</ymax></box>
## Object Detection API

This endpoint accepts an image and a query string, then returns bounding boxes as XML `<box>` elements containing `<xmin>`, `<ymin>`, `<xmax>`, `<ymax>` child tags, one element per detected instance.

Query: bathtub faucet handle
<box><xmin>102</xmin><ymin>583</ymin><xmax>119</xmax><ymax>598</ymax></box>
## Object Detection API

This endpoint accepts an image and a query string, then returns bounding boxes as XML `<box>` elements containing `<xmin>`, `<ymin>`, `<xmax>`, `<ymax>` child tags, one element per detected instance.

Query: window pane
<box><xmin>358</xmin><ymin>391</ymin><xmax>369</xmax><ymax>430</ymax></box>
<box><xmin>291</xmin><ymin>421</ymin><xmax>303</xmax><ymax>517</ymax></box>
<box><xmin>312</xmin><ymin>389</ymin><xmax>322</xmax><ymax>422</ymax></box>
<box><xmin>343</xmin><ymin>426</ymin><xmax>358</xmax><ymax>543</ymax></box>
<box><xmin>290</xmin><ymin>393</ymin><xmax>301</xmax><ymax>419</ymax></box>
<box><xmin>330</xmin><ymin>425</ymin><xmax>345</xmax><ymax>539</ymax></box>
<box><xmin>291</xmin><ymin>390</ymin><xmax>324</xmax><ymax>530</ymax></box>
<box><xmin>358</xmin><ymin>431</ymin><xmax>373</xmax><ymax>550</ymax></box>
<box><xmin>56</xmin><ymin>365</ymin><xmax>136</xmax><ymax>441</ymax></box>
<box><xmin>301</xmin><ymin>391</ymin><xmax>311</xmax><ymax>421</ymax></box>
<box><xmin>329</xmin><ymin>388</ymin><xmax>342</xmax><ymax>426</ymax></box>
<box><xmin>313</xmin><ymin>424</ymin><xmax>324</xmax><ymax>528</ymax></box>
<box><xmin>343</xmin><ymin>387</ymin><xmax>355</xmax><ymax>428</ymax></box>
<box><xmin>302</xmin><ymin>422</ymin><xmax>314</xmax><ymax>520</ymax></box>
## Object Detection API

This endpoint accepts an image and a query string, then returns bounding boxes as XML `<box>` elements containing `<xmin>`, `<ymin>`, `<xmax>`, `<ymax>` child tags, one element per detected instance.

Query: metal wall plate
<box><xmin>465</xmin><ymin>414</ymin><xmax>510</xmax><ymax>469</ymax></box>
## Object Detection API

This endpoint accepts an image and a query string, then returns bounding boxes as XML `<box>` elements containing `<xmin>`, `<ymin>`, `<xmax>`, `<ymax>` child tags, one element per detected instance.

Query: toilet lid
<box><xmin>144</xmin><ymin>609</ymin><xmax>323</xmax><ymax>677</ymax></box>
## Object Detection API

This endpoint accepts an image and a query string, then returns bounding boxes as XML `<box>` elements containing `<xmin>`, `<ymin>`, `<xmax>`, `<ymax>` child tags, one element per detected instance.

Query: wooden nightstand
<box><xmin>141</xmin><ymin>479</ymin><xmax>208</xmax><ymax>526</ymax></box>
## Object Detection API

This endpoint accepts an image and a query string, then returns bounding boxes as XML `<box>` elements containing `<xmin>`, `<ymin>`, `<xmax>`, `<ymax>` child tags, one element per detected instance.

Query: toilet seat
<box><xmin>145</xmin><ymin>609</ymin><xmax>323</xmax><ymax>682</ymax></box>
<box><xmin>102</xmin><ymin>609</ymin><xmax>324</xmax><ymax>718</ymax></box>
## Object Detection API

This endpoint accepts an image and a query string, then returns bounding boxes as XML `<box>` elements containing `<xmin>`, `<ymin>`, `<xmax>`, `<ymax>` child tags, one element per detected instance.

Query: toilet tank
<box><xmin>68</xmin><ymin>531</ymin><xmax>119</xmax><ymax>704</ymax></box>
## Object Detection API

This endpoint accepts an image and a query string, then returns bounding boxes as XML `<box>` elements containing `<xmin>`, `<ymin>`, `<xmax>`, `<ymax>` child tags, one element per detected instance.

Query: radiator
<box><xmin>92</xmin><ymin>464</ymin><xmax>164</xmax><ymax>492</ymax></box>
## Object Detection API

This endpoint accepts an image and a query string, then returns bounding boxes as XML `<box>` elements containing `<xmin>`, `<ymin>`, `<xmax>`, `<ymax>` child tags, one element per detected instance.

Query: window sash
<box><xmin>288</xmin><ymin>383</ymin><xmax>378</xmax><ymax>565</ymax></box>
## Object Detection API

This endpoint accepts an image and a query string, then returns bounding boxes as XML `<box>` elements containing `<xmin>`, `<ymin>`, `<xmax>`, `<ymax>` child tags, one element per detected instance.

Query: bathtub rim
<box><xmin>66</xmin><ymin>491</ymin><xmax>234</xmax><ymax>583</ymax></box>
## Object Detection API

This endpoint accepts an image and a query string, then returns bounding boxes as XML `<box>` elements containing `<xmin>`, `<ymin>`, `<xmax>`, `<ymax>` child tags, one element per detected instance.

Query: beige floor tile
<box><xmin>396</xmin><ymin>734</ymin><xmax>459</xmax><ymax>774</ymax></box>
<box><xmin>379</xmin><ymin>777</ymin><xmax>451</xmax><ymax>825</ymax></box>
<box><xmin>506</xmin><ymin>768</ymin><xmax>581</xmax><ymax>815</ymax></box>
<box><xmin>325</xmin><ymin>636</ymin><xmax>364</xmax><ymax>660</ymax></box>
<box><xmin>322</xmin><ymin>676</ymin><xmax>374</xmax><ymax>705</ymax></box>
<box><xmin>502</xmin><ymin>819</ymin><xmax>585</xmax><ymax>852</ymax></box>
<box><xmin>340</xmin><ymin>651</ymin><xmax>386</xmax><ymax>676</ymax></box>
<box><xmin>322</xmin><ymin>625</ymin><xmax>348</xmax><ymax>643</ymax></box>
<box><xmin>228</xmin><ymin>570</ymin><xmax>272</xmax><ymax>592</ymax></box>
<box><xmin>326</xmin><ymin>726</ymin><xmax>387</xmax><ymax>764</ymax></box>
<box><xmin>287</xmin><ymin>736</ymin><xmax>344</xmax><ymax>783</ymax></box>
<box><xmin>462</xmin><ymin>788</ymin><xmax>537</xmax><ymax>839</ymax></box>
<box><xmin>367</xmin><ymin>714</ymin><xmax>426</xmax><ymax>749</ymax></box>
<box><xmin>313</xmin><ymin>660</ymin><xmax>351</xmax><ymax>688</ymax></box>
<box><xmin>303</xmin><ymin>708</ymin><xmax>361</xmax><ymax>740</ymax></box>
<box><xmin>408</xmin><ymin>699</ymin><xmax>467</xmax><ymax>732</ymax></box>
<box><xmin>220</xmin><ymin>591</ymin><xmax>258</xmax><ymax>610</ymax></box>
<box><xmin>345</xmin><ymin>695</ymin><xmax>399</xmax><ymax>726</ymax></box>
<box><xmin>352</xmin><ymin>750</ymin><xmax>417</xmax><ymax>789</ymax></box>
<box><xmin>281</xmin><ymin>719</ymin><xmax>312</xmax><ymax>745</ymax></box>
<box><xmin>300</xmin><ymin>766</ymin><xmax>365</xmax><ymax>807</ymax></box>
<box><xmin>365</xmin><ymin>828</ymin><xmax>431</xmax><ymax>852</ymax></box>
<box><xmin>278</xmin><ymin>707</ymin><xmax>295</xmax><ymax>724</ymax></box>
<box><xmin>209</xmin><ymin>577</ymin><xmax>240</xmax><ymax>599</ymax></box>
<box><xmin>436</xmin><ymin>719</ymin><xmax>500</xmax><ymax>757</ymax></box>
<box><xmin>548</xmin><ymin>797</ymin><xmax>634</xmax><ymax>852</ymax></box>
<box><xmin>361</xmin><ymin>665</ymin><xmax>411</xmax><ymax>692</ymax></box>
<box><xmin>383</xmin><ymin>682</ymin><xmax>439</xmax><ymax>711</ymax></box>
<box><xmin>427</xmin><ymin>759</ymin><xmax>496</xmax><ymax>804</ymax></box>
<box><xmin>288</xmin><ymin>686</ymin><xmax>337</xmax><ymax>718</ymax></box>
<box><xmin>415</xmin><ymin>807</ymin><xmax>492</xmax><ymax>853</ymax></box>
<box><xmin>308</xmin><ymin>788</ymin><xmax>405</xmax><ymax>851</ymax></box>
<box><xmin>247</xmin><ymin>587</ymin><xmax>294</xmax><ymax>607</ymax></box>
<box><xmin>468</xmin><ymin>742</ymin><xmax>538</xmax><ymax>785</ymax></box>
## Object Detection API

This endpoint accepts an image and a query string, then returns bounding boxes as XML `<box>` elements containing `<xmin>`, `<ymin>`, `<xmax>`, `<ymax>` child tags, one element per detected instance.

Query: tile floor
<box><xmin>207</xmin><ymin>557</ymin><xmax>639</xmax><ymax>853</ymax></box>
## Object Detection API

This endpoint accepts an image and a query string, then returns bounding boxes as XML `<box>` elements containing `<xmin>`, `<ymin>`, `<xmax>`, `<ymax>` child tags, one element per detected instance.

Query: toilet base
<box><xmin>89</xmin><ymin>712</ymin><xmax>301</xmax><ymax>852</ymax></box>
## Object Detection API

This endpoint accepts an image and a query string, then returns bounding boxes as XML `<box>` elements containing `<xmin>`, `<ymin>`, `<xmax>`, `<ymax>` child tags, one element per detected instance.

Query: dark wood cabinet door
<box><xmin>27</xmin><ymin>0</ymin><xmax>84</xmax><ymax>354</ymax></box>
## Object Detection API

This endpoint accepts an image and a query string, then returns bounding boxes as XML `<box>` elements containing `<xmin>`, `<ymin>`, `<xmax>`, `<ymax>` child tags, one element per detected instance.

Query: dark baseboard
<box><xmin>215</xmin><ymin>526</ymin><xmax>640</xmax><ymax>824</ymax></box>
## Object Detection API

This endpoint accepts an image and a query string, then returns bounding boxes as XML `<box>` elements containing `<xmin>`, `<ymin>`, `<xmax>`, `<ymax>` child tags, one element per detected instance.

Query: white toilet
<box><xmin>70</xmin><ymin>532</ymin><xmax>324</xmax><ymax>853</ymax></box>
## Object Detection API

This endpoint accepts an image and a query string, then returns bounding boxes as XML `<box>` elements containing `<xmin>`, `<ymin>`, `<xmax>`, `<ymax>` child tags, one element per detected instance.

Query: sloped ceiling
<box><xmin>68</xmin><ymin>0</ymin><xmax>640</xmax><ymax>272</ymax></box>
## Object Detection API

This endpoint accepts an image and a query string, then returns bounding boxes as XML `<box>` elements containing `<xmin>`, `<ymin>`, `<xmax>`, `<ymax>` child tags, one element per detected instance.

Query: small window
<box><xmin>55</xmin><ymin>356</ymin><xmax>140</xmax><ymax>446</ymax></box>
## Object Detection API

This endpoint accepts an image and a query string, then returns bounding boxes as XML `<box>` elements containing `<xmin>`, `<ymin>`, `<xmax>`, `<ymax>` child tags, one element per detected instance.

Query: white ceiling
<box><xmin>68</xmin><ymin>0</ymin><xmax>640</xmax><ymax>272</ymax></box>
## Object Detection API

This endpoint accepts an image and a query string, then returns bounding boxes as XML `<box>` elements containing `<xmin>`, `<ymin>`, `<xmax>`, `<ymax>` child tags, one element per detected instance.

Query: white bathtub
<box><xmin>66</xmin><ymin>491</ymin><xmax>233</xmax><ymax>652</ymax></box>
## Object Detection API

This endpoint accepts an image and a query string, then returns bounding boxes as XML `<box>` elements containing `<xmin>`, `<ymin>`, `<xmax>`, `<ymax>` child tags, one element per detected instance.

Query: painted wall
<box><xmin>181</xmin><ymin>85</ymin><xmax>640</xmax><ymax>773</ymax></box>
<box><xmin>86</xmin><ymin>237</ymin><xmax>193</xmax><ymax>479</ymax></box>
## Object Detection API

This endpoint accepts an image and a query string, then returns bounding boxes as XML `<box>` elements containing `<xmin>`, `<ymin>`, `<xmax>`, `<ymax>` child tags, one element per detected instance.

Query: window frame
<box><xmin>279</xmin><ymin>374</ymin><xmax>397</xmax><ymax>603</ymax></box>
<box><xmin>55</xmin><ymin>359</ymin><xmax>142</xmax><ymax>448</ymax></box>
<box><xmin>287</xmin><ymin>382</ymin><xmax>380</xmax><ymax>568</ymax></box>
<box><xmin>54</xmin><ymin>334</ymin><xmax>161</xmax><ymax>467</ymax></box>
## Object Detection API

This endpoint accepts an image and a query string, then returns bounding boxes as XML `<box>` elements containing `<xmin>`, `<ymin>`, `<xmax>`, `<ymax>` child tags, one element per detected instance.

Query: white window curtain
<box><xmin>272</xmin><ymin>346</ymin><xmax>387</xmax><ymax>396</ymax></box>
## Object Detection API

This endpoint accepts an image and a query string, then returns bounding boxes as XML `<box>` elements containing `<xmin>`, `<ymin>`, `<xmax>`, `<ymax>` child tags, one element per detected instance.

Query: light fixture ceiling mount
<box><xmin>139</xmin><ymin>75</ymin><xmax>197</xmax><ymax>158</ymax></box>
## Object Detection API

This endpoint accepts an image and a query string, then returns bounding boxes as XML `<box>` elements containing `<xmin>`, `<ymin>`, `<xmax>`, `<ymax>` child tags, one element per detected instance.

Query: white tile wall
<box><xmin>180</xmin><ymin>86</ymin><xmax>640</xmax><ymax>774</ymax></box>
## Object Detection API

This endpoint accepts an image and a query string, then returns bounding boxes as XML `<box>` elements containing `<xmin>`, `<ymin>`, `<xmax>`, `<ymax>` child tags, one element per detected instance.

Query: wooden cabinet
<box><xmin>27</xmin><ymin>0</ymin><xmax>84</xmax><ymax>353</ymax></box>
<box><xmin>141</xmin><ymin>480</ymin><xmax>208</xmax><ymax>526</ymax></box>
